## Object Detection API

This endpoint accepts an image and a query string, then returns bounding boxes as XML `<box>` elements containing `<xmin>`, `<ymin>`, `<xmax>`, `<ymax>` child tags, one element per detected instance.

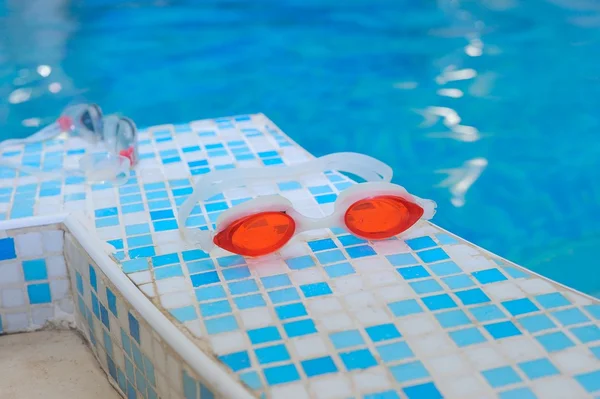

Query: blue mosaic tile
<box><xmin>388</xmin><ymin>299</ymin><xmax>423</xmax><ymax>317</ymax></box>
<box><xmin>450</xmin><ymin>327</ymin><xmax>487</xmax><ymax>347</ymax></box>
<box><xmin>397</xmin><ymin>265</ymin><xmax>430</xmax><ymax>280</ymax></box>
<box><xmin>518</xmin><ymin>314</ymin><xmax>556</xmax><ymax>333</ymax></box>
<box><xmin>499</xmin><ymin>387</ymin><xmax>538</xmax><ymax>399</ymax></box>
<box><xmin>422</xmin><ymin>294</ymin><xmax>457</xmax><ymax>311</ymax></box>
<box><xmin>552</xmin><ymin>308</ymin><xmax>590</xmax><ymax>326</ymax></box>
<box><xmin>405</xmin><ymin>236</ymin><xmax>437</xmax><ymax>251</ymax></box>
<box><xmin>285</xmin><ymin>256</ymin><xmax>315</xmax><ymax>270</ymax></box>
<box><xmin>340</xmin><ymin>349</ymin><xmax>377</xmax><ymax>370</ymax></box>
<box><xmin>301</xmin><ymin>356</ymin><xmax>338</xmax><ymax>377</ymax></box>
<box><xmin>376</xmin><ymin>341</ymin><xmax>414</xmax><ymax>363</ymax></box>
<box><xmin>429</xmin><ymin>261</ymin><xmax>461</xmax><ymax>276</ymax></box>
<box><xmin>575</xmin><ymin>370</ymin><xmax>600</xmax><ymax>393</ymax></box>
<box><xmin>518</xmin><ymin>358</ymin><xmax>559</xmax><ymax>380</ymax></box>
<box><xmin>365</xmin><ymin>324</ymin><xmax>401</xmax><ymax>342</ymax></box>
<box><xmin>455</xmin><ymin>288</ymin><xmax>491</xmax><ymax>306</ymax></box>
<box><xmin>263</xmin><ymin>364</ymin><xmax>300</xmax><ymax>385</ymax></box>
<box><xmin>472</xmin><ymin>268</ymin><xmax>508</xmax><ymax>284</ymax></box>
<box><xmin>330</xmin><ymin>330</ymin><xmax>365</xmax><ymax>349</ymax></box>
<box><xmin>415</xmin><ymin>248</ymin><xmax>449</xmax><ymax>263</ymax></box>
<box><xmin>484</xmin><ymin>321</ymin><xmax>522</xmax><ymax>339</ymax></box>
<box><xmin>22</xmin><ymin>259</ymin><xmax>48</xmax><ymax>281</ymax></box>
<box><xmin>482</xmin><ymin>366</ymin><xmax>522</xmax><ymax>388</ymax></box>
<box><xmin>410</xmin><ymin>279</ymin><xmax>443</xmax><ymax>294</ymax></box>
<box><xmin>386</xmin><ymin>253</ymin><xmax>418</xmax><ymax>267</ymax></box>
<box><xmin>502</xmin><ymin>298</ymin><xmax>540</xmax><ymax>316</ymax></box>
<box><xmin>536</xmin><ymin>292</ymin><xmax>570</xmax><ymax>309</ymax></box>
<box><xmin>403</xmin><ymin>382</ymin><xmax>443</xmax><ymax>399</ymax></box>
<box><xmin>436</xmin><ymin>309</ymin><xmax>471</xmax><ymax>328</ymax></box>
<box><xmin>536</xmin><ymin>331</ymin><xmax>575</xmax><ymax>352</ymax></box>
<box><xmin>283</xmin><ymin>319</ymin><xmax>316</xmax><ymax>338</ymax></box>
<box><xmin>571</xmin><ymin>325</ymin><xmax>600</xmax><ymax>344</ymax></box>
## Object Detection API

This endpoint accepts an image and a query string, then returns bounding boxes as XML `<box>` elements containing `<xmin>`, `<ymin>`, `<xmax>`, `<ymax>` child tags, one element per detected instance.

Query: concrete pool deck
<box><xmin>0</xmin><ymin>330</ymin><xmax>120</xmax><ymax>399</ymax></box>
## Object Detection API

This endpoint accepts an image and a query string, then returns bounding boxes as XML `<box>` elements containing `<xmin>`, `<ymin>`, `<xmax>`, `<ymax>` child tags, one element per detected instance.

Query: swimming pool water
<box><xmin>1</xmin><ymin>0</ymin><xmax>599</xmax><ymax>296</ymax></box>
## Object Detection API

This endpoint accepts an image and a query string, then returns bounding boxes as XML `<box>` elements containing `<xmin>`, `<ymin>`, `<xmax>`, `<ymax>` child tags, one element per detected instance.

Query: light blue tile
<box><xmin>482</xmin><ymin>366</ymin><xmax>522</xmax><ymax>388</ymax></box>
<box><xmin>386</xmin><ymin>253</ymin><xmax>418</xmax><ymax>267</ymax></box>
<box><xmin>536</xmin><ymin>331</ymin><xmax>575</xmax><ymax>352</ymax></box>
<box><xmin>339</xmin><ymin>349</ymin><xmax>377</xmax><ymax>370</ymax></box>
<box><xmin>575</xmin><ymin>370</ymin><xmax>600</xmax><ymax>393</ymax></box>
<box><xmin>436</xmin><ymin>310</ymin><xmax>471</xmax><ymax>328</ymax></box>
<box><xmin>551</xmin><ymin>308</ymin><xmax>590</xmax><ymax>326</ymax></box>
<box><xmin>324</xmin><ymin>262</ymin><xmax>355</xmax><ymax>278</ymax></box>
<box><xmin>390</xmin><ymin>361</ymin><xmax>429</xmax><ymax>383</ymax></box>
<box><xmin>405</xmin><ymin>236</ymin><xmax>437</xmax><ymax>251</ymax></box>
<box><xmin>499</xmin><ymin>388</ymin><xmax>537</xmax><ymax>399</ymax></box>
<box><xmin>518</xmin><ymin>358</ymin><xmax>559</xmax><ymax>380</ymax></box>
<box><xmin>261</xmin><ymin>275</ymin><xmax>291</xmax><ymax>290</ymax></box>
<box><xmin>234</xmin><ymin>294</ymin><xmax>266</xmax><ymax>310</ymax></box>
<box><xmin>570</xmin><ymin>325</ymin><xmax>600</xmax><ymax>344</ymax></box>
<box><xmin>416</xmin><ymin>248</ymin><xmax>449</xmax><ymax>263</ymax></box>
<box><xmin>376</xmin><ymin>341</ymin><xmax>414</xmax><ymax>363</ymax></box>
<box><xmin>329</xmin><ymin>330</ymin><xmax>364</xmax><ymax>349</ymax></box>
<box><xmin>449</xmin><ymin>327</ymin><xmax>487</xmax><ymax>347</ymax></box>
<box><xmin>410</xmin><ymin>279</ymin><xmax>443</xmax><ymax>294</ymax></box>
<box><xmin>535</xmin><ymin>293</ymin><xmax>570</xmax><ymax>309</ymax></box>
<box><xmin>429</xmin><ymin>261</ymin><xmax>462</xmax><ymax>276</ymax></box>
<box><xmin>518</xmin><ymin>314</ymin><xmax>556</xmax><ymax>333</ymax></box>
<box><xmin>268</xmin><ymin>287</ymin><xmax>300</xmax><ymax>304</ymax></box>
<box><xmin>315</xmin><ymin>250</ymin><xmax>346</xmax><ymax>265</ymax></box>
<box><xmin>229</xmin><ymin>279</ymin><xmax>259</xmax><ymax>295</ymax></box>
<box><xmin>205</xmin><ymin>315</ymin><xmax>238</xmax><ymax>334</ymax></box>
<box><xmin>388</xmin><ymin>299</ymin><xmax>423</xmax><ymax>317</ymax></box>
<box><xmin>346</xmin><ymin>245</ymin><xmax>376</xmax><ymax>258</ymax></box>
<box><xmin>154</xmin><ymin>265</ymin><xmax>183</xmax><ymax>279</ymax></box>
<box><xmin>436</xmin><ymin>233</ymin><xmax>458</xmax><ymax>245</ymax></box>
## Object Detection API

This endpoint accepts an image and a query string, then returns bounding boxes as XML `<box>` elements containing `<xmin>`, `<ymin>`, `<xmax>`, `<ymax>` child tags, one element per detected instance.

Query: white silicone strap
<box><xmin>0</xmin><ymin>122</ymin><xmax>62</xmax><ymax>152</ymax></box>
<box><xmin>177</xmin><ymin>152</ymin><xmax>393</xmax><ymax>243</ymax></box>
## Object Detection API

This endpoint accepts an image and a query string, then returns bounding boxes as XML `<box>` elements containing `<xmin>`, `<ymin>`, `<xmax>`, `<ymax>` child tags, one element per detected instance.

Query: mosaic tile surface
<box><xmin>1</xmin><ymin>114</ymin><xmax>600</xmax><ymax>398</ymax></box>
<box><xmin>0</xmin><ymin>225</ymin><xmax>73</xmax><ymax>333</ymax></box>
<box><xmin>64</xmin><ymin>231</ymin><xmax>219</xmax><ymax>399</ymax></box>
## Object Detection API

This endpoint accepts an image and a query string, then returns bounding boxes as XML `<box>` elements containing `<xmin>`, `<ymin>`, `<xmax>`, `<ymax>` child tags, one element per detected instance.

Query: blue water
<box><xmin>1</xmin><ymin>0</ymin><xmax>599</xmax><ymax>296</ymax></box>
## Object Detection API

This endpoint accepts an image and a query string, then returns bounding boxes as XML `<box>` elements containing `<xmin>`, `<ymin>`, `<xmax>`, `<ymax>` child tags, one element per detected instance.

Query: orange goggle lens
<box><xmin>213</xmin><ymin>211</ymin><xmax>296</xmax><ymax>257</ymax></box>
<box><xmin>344</xmin><ymin>195</ymin><xmax>424</xmax><ymax>240</ymax></box>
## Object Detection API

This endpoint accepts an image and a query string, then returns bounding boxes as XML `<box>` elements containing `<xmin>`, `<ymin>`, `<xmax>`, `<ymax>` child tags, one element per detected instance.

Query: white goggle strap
<box><xmin>177</xmin><ymin>152</ymin><xmax>393</xmax><ymax>247</ymax></box>
<box><xmin>0</xmin><ymin>121</ymin><xmax>62</xmax><ymax>152</ymax></box>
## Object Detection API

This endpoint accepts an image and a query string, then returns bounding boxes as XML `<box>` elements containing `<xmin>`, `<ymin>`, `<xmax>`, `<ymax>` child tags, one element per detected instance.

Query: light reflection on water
<box><xmin>1</xmin><ymin>0</ymin><xmax>600</xmax><ymax>295</ymax></box>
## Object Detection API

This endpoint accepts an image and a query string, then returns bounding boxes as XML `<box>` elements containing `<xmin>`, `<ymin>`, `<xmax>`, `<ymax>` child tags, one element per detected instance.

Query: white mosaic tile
<box><xmin>0</xmin><ymin>226</ymin><xmax>72</xmax><ymax>334</ymax></box>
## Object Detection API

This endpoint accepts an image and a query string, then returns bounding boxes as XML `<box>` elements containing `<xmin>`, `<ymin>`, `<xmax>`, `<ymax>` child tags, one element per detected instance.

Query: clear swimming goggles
<box><xmin>177</xmin><ymin>152</ymin><xmax>437</xmax><ymax>257</ymax></box>
<box><xmin>0</xmin><ymin>103</ymin><xmax>138</xmax><ymax>185</ymax></box>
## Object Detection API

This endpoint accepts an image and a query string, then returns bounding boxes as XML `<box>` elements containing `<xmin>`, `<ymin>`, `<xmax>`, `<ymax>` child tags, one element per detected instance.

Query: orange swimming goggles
<box><xmin>177</xmin><ymin>152</ymin><xmax>436</xmax><ymax>257</ymax></box>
